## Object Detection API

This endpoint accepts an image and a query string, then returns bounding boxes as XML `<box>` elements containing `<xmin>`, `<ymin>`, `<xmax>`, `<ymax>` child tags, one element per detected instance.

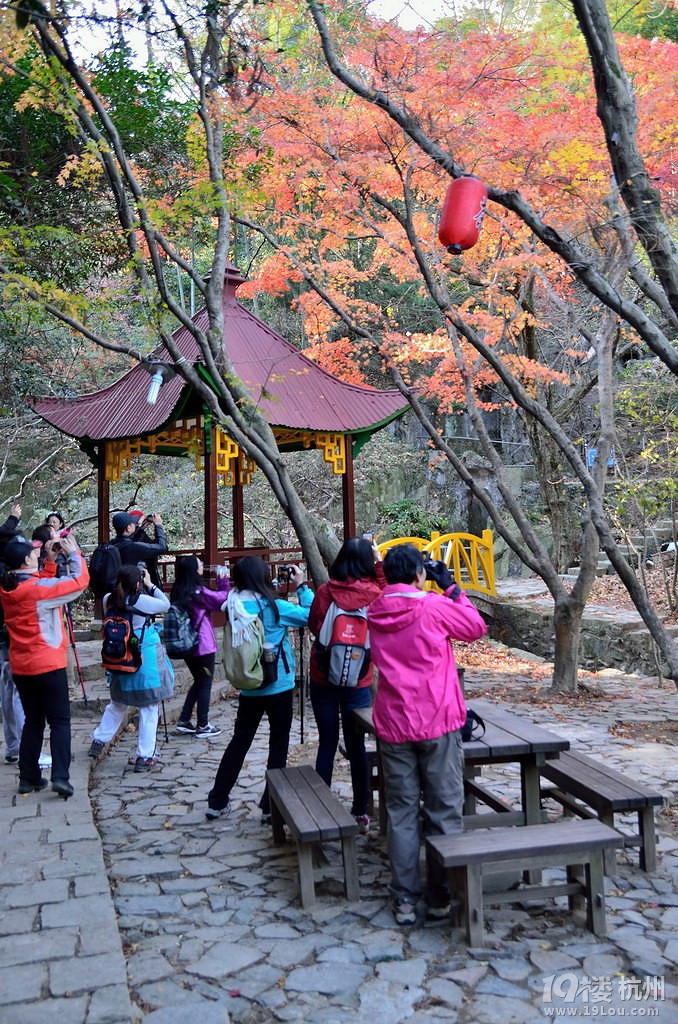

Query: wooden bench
<box><xmin>266</xmin><ymin>765</ymin><xmax>359</xmax><ymax>909</ymax></box>
<box><xmin>427</xmin><ymin>819</ymin><xmax>621</xmax><ymax>946</ymax></box>
<box><xmin>539</xmin><ymin>750</ymin><xmax>664</xmax><ymax>872</ymax></box>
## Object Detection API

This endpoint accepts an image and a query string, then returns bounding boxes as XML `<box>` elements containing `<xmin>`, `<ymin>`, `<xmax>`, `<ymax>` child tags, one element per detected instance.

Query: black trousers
<box><xmin>180</xmin><ymin>652</ymin><xmax>216</xmax><ymax>727</ymax></box>
<box><xmin>208</xmin><ymin>688</ymin><xmax>294</xmax><ymax>814</ymax></box>
<box><xmin>14</xmin><ymin>668</ymin><xmax>71</xmax><ymax>784</ymax></box>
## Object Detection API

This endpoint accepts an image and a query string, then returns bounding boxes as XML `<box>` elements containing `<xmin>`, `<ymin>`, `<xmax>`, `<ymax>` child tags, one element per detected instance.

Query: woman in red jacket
<box><xmin>0</xmin><ymin>532</ymin><xmax>89</xmax><ymax>798</ymax></box>
<box><xmin>309</xmin><ymin>536</ymin><xmax>385</xmax><ymax>831</ymax></box>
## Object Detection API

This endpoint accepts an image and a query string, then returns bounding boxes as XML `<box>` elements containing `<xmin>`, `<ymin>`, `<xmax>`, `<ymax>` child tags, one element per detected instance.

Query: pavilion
<box><xmin>32</xmin><ymin>263</ymin><xmax>409</xmax><ymax>571</ymax></box>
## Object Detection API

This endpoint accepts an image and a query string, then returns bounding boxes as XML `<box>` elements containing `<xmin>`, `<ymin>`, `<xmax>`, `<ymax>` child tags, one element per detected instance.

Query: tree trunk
<box><xmin>552</xmin><ymin>596</ymin><xmax>585</xmax><ymax>692</ymax></box>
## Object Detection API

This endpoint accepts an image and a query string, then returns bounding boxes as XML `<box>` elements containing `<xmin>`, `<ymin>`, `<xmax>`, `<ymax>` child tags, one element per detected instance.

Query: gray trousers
<box><xmin>1</xmin><ymin>647</ymin><xmax>25</xmax><ymax>759</ymax></box>
<box><xmin>381</xmin><ymin>729</ymin><xmax>464</xmax><ymax>904</ymax></box>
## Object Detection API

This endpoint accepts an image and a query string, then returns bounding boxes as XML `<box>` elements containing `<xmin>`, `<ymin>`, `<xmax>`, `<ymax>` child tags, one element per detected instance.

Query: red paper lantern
<box><xmin>438</xmin><ymin>176</ymin><xmax>488</xmax><ymax>254</ymax></box>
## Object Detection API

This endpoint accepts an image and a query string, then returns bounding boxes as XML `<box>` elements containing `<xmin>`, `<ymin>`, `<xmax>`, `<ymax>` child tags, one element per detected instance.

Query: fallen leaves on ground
<box><xmin>587</xmin><ymin>560</ymin><xmax>678</xmax><ymax>625</ymax></box>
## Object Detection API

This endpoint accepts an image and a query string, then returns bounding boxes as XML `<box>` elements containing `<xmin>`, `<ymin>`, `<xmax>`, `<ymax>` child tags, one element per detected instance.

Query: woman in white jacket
<box><xmin>89</xmin><ymin>564</ymin><xmax>172</xmax><ymax>772</ymax></box>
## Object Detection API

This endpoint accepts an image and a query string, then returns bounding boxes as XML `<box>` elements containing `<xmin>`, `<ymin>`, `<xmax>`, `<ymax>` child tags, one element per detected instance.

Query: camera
<box><xmin>423</xmin><ymin>558</ymin><xmax>443</xmax><ymax>580</ymax></box>
<box><xmin>277</xmin><ymin>565</ymin><xmax>292</xmax><ymax>582</ymax></box>
<box><xmin>362</xmin><ymin>532</ymin><xmax>374</xmax><ymax>542</ymax></box>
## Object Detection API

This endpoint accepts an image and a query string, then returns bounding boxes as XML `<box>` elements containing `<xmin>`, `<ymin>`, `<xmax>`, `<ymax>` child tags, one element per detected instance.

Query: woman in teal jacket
<box><xmin>206</xmin><ymin>556</ymin><xmax>312</xmax><ymax>821</ymax></box>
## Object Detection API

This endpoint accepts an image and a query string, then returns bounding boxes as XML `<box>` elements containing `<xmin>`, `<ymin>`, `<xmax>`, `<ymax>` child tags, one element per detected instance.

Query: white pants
<box><xmin>93</xmin><ymin>701</ymin><xmax>159</xmax><ymax>758</ymax></box>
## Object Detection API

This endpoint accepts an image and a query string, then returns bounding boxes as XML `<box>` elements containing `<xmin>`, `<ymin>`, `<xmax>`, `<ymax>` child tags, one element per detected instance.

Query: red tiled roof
<box><xmin>32</xmin><ymin>272</ymin><xmax>408</xmax><ymax>442</ymax></box>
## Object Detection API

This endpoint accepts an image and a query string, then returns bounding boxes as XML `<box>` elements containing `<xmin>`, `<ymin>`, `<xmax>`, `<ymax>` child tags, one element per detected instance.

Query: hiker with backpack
<box><xmin>88</xmin><ymin>564</ymin><xmax>173</xmax><ymax>772</ymax></box>
<box><xmin>169</xmin><ymin>556</ymin><xmax>231</xmax><ymax>738</ymax></box>
<box><xmin>0</xmin><ymin>531</ymin><xmax>89</xmax><ymax>799</ymax></box>
<box><xmin>308</xmin><ymin>536</ymin><xmax>386</xmax><ymax>833</ymax></box>
<box><xmin>366</xmin><ymin>543</ymin><xmax>487</xmax><ymax>927</ymax></box>
<box><xmin>89</xmin><ymin>512</ymin><xmax>168</xmax><ymax>600</ymax></box>
<box><xmin>206</xmin><ymin>556</ymin><xmax>313</xmax><ymax>822</ymax></box>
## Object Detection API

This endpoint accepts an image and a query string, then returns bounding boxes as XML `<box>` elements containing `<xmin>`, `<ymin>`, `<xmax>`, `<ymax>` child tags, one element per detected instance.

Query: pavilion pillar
<box><xmin>341</xmin><ymin>434</ymin><xmax>356</xmax><ymax>541</ymax></box>
<box><xmin>204</xmin><ymin>423</ymin><xmax>219</xmax><ymax>568</ymax></box>
<box><xmin>97</xmin><ymin>445</ymin><xmax>109</xmax><ymax>544</ymax></box>
<box><xmin>232</xmin><ymin>457</ymin><xmax>245</xmax><ymax>549</ymax></box>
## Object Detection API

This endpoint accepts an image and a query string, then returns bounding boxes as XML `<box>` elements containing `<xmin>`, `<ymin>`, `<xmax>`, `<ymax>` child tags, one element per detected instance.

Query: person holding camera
<box><xmin>308</xmin><ymin>536</ymin><xmax>385</xmax><ymax>832</ymax></box>
<box><xmin>171</xmin><ymin>556</ymin><xmax>231</xmax><ymax>738</ymax></box>
<box><xmin>206</xmin><ymin>556</ymin><xmax>313</xmax><ymax>822</ymax></box>
<box><xmin>128</xmin><ymin>509</ymin><xmax>163</xmax><ymax>587</ymax></box>
<box><xmin>88</xmin><ymin>564</ymin><xmax>172</xmax><ymax>771</ymax></box>
<box><xmin>0</xmin><ymin>532</ymin><xmax>89</xmax><ymax>798</ymax></box>
<box><xmin>367</xmin><ymin>543</ymin><xmax>487</xmax><ymax>926</ymax></box>
<box><xmin>111</xmin><ymin>511</ymin><xmax>167</xmax><ymax>586</ymax></box>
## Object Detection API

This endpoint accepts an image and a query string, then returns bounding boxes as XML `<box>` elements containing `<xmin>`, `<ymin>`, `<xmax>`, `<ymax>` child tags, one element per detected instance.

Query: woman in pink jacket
<box><xmin>171</xmin><ymin>557</ymin><xmax>230</xmax><ymax>738</ymax></box>
<box><xmin>367</xmin><ymin>543</ymin><xmax>487</xmax><ymax>927</ymax></box>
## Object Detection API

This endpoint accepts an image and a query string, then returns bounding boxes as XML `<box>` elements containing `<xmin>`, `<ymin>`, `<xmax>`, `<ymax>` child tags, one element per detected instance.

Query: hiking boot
<box><xmin>195</xmin><ymin>723</ymin><xmax>221</xmax><ymax>738</ymax></box>
<box><xmin>88</xmin><ymin>740</ymin><xmax>105</xmax><ymax>758</ymax></box>
<box><xmin>206</xmin><ymin>801</ymin><xmax>230</xmax><ymax>820</ymax></box>
<box><xmin>175</xmin><ymin>720</ymin><xmax>196</xmax><ymax>734</ymax></box>
<box><xmin>134</xmin><ymin>756</ymin><xmax>156</xmax><ymax>773</ymax></box>
<box><xmin>392</xmin><ymin>897</ymin><xmax>417</xmax><ymax>927</ymax></box>
<box><xmin>52</xmin><ymin>779</ymin><xmax>74</xmax><ymax>799</ymax></box>
<box><xmin>354</xmin><ymin>814</ymin><xmax>370</xmax><ymax>834</ymax></box>
<box><xmin>18</xmin><ymin>777</ymin><xmax>47</xmax><ymax>795</ymax></box>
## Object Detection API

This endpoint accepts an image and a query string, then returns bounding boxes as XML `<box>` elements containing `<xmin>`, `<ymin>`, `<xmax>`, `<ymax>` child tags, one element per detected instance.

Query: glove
<box><xmin>425</xmin><ymin>559</ymin><xmax>454</xmax><ymax>591</ymax></box>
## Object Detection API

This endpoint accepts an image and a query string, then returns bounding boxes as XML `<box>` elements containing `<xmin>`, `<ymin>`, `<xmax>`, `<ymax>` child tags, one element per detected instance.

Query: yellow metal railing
<box><xmin>376</xmin><ymin>529</ymin><xmax>495</xmax><ymax>596</ymax></box>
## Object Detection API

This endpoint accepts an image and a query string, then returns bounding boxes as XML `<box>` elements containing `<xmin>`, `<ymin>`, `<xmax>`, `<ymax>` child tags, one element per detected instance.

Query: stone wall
<box><xmin>479</xmin><ymin>590</ymin><xmax>678</xmax><ymax>678</ymax></box>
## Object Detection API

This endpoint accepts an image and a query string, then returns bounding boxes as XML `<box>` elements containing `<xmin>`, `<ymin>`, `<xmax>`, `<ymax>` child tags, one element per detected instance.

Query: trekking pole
<box><xmin>161</xmin><ymin>699</ymin><xmax>169</xmax><ymax>744</ymax></box>
<box><xmin>64</xmin><ymin>606</ymin><xmax>88</xmax><ymax>704</ymax></box>
<box><xmin>298</xmin><ymin>627</ymin><xmax>305</xmax><ymax>744</ymax></box>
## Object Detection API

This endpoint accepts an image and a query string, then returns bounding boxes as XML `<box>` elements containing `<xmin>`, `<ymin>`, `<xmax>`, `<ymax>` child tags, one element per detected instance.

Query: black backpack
<box><xmin>89</xmin><ymin>542</ymin><xmax>123</xmax><ymax>598</ymax></box>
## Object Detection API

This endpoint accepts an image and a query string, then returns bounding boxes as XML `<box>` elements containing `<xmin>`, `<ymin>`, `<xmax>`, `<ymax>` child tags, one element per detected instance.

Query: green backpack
<box><xmin>222</xmin><ymin>617</ymin><xmax>265</xmax><ymax>690</ymax></box>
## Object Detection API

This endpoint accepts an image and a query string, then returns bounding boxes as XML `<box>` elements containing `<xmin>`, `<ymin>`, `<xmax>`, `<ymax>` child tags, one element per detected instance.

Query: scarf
<box><xmin>223</xmin><ymin>588</ymin><xmax>260</xmax><ymax>647</ymax></box>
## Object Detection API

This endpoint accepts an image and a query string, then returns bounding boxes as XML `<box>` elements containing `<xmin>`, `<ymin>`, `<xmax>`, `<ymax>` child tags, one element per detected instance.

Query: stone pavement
<box><xmin>1</xmin><ymin>658</ymin><xmax>678</xmax><ymax>1024</ymax></box>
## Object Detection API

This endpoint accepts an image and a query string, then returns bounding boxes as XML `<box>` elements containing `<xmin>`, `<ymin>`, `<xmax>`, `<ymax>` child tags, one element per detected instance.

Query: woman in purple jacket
<box><xmin>171</xmin><ymin>557</ymin><xmax>230</xmax><ymax>738</ymax></box>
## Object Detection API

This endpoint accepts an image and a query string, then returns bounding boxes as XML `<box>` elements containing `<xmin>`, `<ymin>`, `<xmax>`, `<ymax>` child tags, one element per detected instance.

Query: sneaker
<box><xmin>392</xmin><ymin>898</ymin><xmax>417</xmax><ymax>927</ymax></box>
<box><xmin>195</xmin><ymin>723</ymin><xmax>221</xmax><ymax>738</ymax></box>
<box><xmin>260</xmin><ymin>812</ymin><xmax>272</xmax><ymax>826</ymax></box>
<box><xmin>175</xmin><ymin>720</ymin><xmax>196</xmax><ymax>734</ymax></box>
<box><xmin>88</xmin><ymin>740</ymin><xmax>105</xmax><ymax>758</ymax></box>
<box><xmin>206</xmin><ymin>801</ymin><xmax>230</xmax><ymax>820</ymax></box>
<box><xmin>4</xmin><ymin>754</ymin><xmax>18</xmax><ymax>764</ymax></box>
<box><xmin>38</xmin><ymin>753</ymin><xmax>52</xmax><ymax>769</ymax></box>
<box><xmin>354</xmin><ymin>814</ymin><xmax>370</xmax><ymax>834</ymax></box>
<box><xmin>426</xmin><ymin>902</ymin><xmax>451</xmax><ymax>921</ymax></box>
<box><xmin>134</xmin><ymin>756</ymin><xmax>156</xmax><ymax>773</ymax></box>
<box><xmin>18</xmin><ymin>777</ymin><xmax>48</xmax><ymax>795</ymax></box>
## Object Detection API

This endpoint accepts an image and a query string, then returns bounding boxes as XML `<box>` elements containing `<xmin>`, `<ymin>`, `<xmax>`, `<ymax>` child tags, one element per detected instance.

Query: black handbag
<box><xmin>461</xmin><ymin>709</ymin><xmax>485</xmax><ymax>742</ymax></box>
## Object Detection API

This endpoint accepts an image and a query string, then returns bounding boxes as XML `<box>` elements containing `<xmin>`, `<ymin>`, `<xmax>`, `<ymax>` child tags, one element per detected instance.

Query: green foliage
<box><xmin>91</xmin><ymin>43</ymin><xmax>193</xmax><ymax>171</ymax></box>
<box><xmin>611</xmin><ymin>361</ymin><xmax>678</xmax><ymax>524</ymax></box>
<box><xmin>378</xmin><ymin>498</ymin><xmax>448</xmax><ymax>538</ymax></box>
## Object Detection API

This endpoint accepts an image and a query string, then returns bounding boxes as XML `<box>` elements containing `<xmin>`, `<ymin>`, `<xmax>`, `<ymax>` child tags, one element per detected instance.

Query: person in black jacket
<box><xmin>111</xmin><ymin>513</ymin><xmax>168</xmax><ymax>587</ymax></box>
<box><xmin>0</xmin><ymin>504</ymin><xmax>25</xmax><ymax>763</ymax></box>
<box><xmin>128</xmin><ymin>509</ymin><xmax>163</xmax><ymax>587</ymax></box>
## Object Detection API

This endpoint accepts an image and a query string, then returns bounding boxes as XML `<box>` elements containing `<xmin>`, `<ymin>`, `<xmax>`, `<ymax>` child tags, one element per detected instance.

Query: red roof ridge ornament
<box><xmin>438</xmin><ymin>175</ymin><xmax>489</xmax><ymax>255</ymax></box>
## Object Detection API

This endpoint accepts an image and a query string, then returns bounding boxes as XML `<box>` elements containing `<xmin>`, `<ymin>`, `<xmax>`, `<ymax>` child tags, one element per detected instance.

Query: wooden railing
<box><xmin>377</xmin><ymin>530</ymin><xmax>495</xmax><ymax>597</ymax></box>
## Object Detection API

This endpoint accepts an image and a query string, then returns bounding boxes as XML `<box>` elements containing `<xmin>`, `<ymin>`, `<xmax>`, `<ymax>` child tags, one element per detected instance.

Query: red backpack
<box><xmin>315</xmin><ymin>602</ymin><xmax>370</xmax><ymax>687</ymax></box>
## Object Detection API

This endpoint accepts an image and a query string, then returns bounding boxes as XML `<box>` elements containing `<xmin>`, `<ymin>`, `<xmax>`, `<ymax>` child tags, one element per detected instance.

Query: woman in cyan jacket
<box><xmin>309</xmin><ymin>536</ymin><xmax>385</xmax><ymax>831</ymax></box>
<box><xmin>0</xmin><ymin>532</ymin><xmax>89</xmax><ymax>798</ymax></box>
<box><xmin>206</xmin><ymin>556</ymin><xmax>313</xmax><ymax>822</ymax></box>
<box><xmin>171</xmin><ymin>556</ymin><xmax>230</xmax><ymax>738</ymax></box>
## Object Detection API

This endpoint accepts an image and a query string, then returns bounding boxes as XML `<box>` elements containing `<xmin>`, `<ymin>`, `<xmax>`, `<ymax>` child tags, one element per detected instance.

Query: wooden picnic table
<box><xmin>353</xmin><ymin>699</ymin><xmax>569</xmax><ymax>833</ymax></box>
